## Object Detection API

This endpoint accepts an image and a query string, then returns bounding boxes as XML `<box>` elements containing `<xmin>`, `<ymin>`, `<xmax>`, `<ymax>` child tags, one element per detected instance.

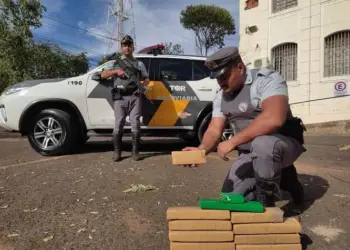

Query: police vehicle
<box><xmin>0</xmin><ymin>45</ymin><xmax>235</xmax><ymax>156</ymax></box>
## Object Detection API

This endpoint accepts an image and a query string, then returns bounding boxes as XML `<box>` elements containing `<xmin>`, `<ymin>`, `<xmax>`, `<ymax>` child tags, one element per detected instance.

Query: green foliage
<box><xmin>163</xmin><ymin>42</ymin><xmax>184</xmax><ymax>55</ymax></box>
<box><xmin>180</xmin><ymin>4</ymin><xmax>236</xmax><ymax>56</ymax></box>
<box><xmin>27</xmin><ymin>43</ymin><xmax>89</xmax><ymax>79</ymax></box>
<box><xmin>0</xmin><ymin>0</ymin><xmax>90</xmax><ymax>94</ymax></box>
<box><xmin>98</xmin><ymin>52</ymin><xmax>122</xmax><ymax>65</ymax></box>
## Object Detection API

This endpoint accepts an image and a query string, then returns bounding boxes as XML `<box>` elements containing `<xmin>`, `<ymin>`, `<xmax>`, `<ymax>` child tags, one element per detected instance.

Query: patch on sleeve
<box><xmin>257</xmin><ymin>68</ymin><xmax>274</xmax><ymax>76</ymax></box>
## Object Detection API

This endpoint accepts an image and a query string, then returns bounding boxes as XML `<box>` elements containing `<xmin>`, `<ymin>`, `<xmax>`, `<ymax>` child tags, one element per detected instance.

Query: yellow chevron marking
<box><xmin>144</xmin><ymin>80</ymin><xmax>190</xmax><ymax>126</ymax></box>
<box><xmin>144</xmin><ymin>81</ymin><xmax>170</xmax><ymax>100</ymax></box>
<box><xmin>148</xmin><ymin>100</ymin><xmax>189</xmax><ymax>126</ymax></box>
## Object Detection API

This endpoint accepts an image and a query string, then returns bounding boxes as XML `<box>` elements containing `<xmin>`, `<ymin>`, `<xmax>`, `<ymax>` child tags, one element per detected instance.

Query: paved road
<box><xmin>0</xmin><ymin>135</ymin><xmax>349</xmax><ymax>250</ymax></box>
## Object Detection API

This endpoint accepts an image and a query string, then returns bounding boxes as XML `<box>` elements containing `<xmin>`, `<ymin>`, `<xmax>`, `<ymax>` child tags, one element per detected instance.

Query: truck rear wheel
<box><xmin>197</xmin><ymin>112</ymin><xmax>235</xmax><ymax>143</ymax></box>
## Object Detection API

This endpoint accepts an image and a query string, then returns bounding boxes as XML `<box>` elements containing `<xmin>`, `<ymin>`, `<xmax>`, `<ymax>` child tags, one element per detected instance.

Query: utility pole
<box><xmin>105</xmin><ymin>0</ymin><xmax>136</xmax><ymax>55</ymax></box>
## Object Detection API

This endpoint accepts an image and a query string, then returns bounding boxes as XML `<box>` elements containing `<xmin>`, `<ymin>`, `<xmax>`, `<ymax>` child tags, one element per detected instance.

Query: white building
<box><xmin>239</xmin><ymin>0</ymin><xmax>350</xmax><ymax>124</ymax></box>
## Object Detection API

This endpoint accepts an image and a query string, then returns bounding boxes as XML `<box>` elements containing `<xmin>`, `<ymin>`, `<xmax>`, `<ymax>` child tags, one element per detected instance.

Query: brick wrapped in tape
<box><xmin>233</xmin><ymin>218</ymin><xmax>302</xmax><ymax>235</ymax></box>
<box><xmin>235</xmin><ymin>234</ymin><xmax>300</xmax><ymax>244</ymax></box>
<box><xmin>167</xmin><ymin>207</ymin><xmax>231</xmax><ymax>220</ymax></box>
<box><xmin>170</xmin><ymin>242</ymin><xmax>235</xmax><ymax>250</ymax></box>
<box><xmin>169</xmin><ymin>231</ymin><xmax>234</xmax><ymax>242</ymax></box>
<box><xmin>171</xmin><ymin>150</ymin><xmax>206</xmax><ymax>165</ymax></box>
<box><xmin>236</xmin><ymin>244</ymin><xmax>302</xmax><ymax>250</ymax></box>
<box><xmin>169</xmin><ymin>220</ymin><xmax>232</xmax><ymax>231</ymax></box>
<box><xmin>231</xmin><ymin>207</ymin><xmax>284</xmax><ymax>224</ymax></box>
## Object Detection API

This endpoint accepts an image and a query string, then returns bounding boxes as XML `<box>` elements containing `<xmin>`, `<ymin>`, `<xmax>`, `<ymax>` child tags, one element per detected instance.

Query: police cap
<box><xmin>204</xmin><ymin>46</ymin><xmax>241</xmax><ymax>79</ymax></box>
<box><xmin>121</xmin><ymin>35</ymin><xmax>134</xmax><ymax>45</ymax></box>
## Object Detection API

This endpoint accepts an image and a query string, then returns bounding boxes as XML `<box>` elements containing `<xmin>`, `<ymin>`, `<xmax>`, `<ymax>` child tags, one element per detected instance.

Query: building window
<box><xmin>245</xmin><ymin>0</ymin><xmax>259</xmax><ymax>10</ymax></box>
<box><xmin>272</xmin><ymin>0</ymin><xmax>297</xmax><ymax>13</ymax></box>
<box><xmin>324</xmin><ymin>30</ymin><xmax>350</xmax><ymax>77</ymax></box>
<box><xmin>271</xmin><ymin>43</ymin><xmax>298</xmax><ymax>81</ymax></box>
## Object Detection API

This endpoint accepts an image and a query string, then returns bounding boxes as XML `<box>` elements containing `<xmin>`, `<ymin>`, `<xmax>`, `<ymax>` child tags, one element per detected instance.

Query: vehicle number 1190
<box><xmin>68</xmin><ymin>81</ymin><xmax>83</xmax><ymax>85</ymax></box>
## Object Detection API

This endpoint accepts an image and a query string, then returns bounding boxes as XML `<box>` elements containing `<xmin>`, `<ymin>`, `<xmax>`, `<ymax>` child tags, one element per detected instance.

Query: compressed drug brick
<box><xmin>233</xmin><ymin>218</ymin><xmax>302</xmax><ymax>235</ymax></box>
<box><xmin>235</xmin><ymin>234</ymin><xmax>300</xmax><ymax>244</ymax></box>
<box><xmin>171</xmin><ymin>150</ymin><xmax>206</xmax><ymax>165</ymax></box>
<box><xmin>167</xmin><ymin>207</ymin><xmax>231</xmax><ymax>220</ymax></box>
<box><xmin>169</xmin><ymin>231</ymin><xmax>234</xmax><ymax>242</ymax></box>
<box><xmin>170</xmin><ymin>242</ymin><xmax>235</xmax><ymax>250</ymax></box>
<box><xmin>231</xmin><ymin>207</ymin><xmax>284</xmax><ymax>224</ymax></box>
<box><xmin>236</xmin><ymin>244</ymin><xmax>302</xmax><ymax>250</ymax></box>
<box><xmin>169</xmin><ymin>220</ymin><xmax>232</xmax><ymax>231</ymax></box>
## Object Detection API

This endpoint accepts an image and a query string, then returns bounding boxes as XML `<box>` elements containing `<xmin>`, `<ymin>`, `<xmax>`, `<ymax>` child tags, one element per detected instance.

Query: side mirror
<box><xmin>91</xmin><ymin>72</ymin><xmax>101</xmax><ymax>81</ymax></box>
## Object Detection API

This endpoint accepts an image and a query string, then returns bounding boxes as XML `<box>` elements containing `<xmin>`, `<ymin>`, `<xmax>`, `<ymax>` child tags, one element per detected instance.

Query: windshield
<box><xmin>88</xmin><ymin>60</ymin><xmax>116</xmax><ymax>73</ymax></box>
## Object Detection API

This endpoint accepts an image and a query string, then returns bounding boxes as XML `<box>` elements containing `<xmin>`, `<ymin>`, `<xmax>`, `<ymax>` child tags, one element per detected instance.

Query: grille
<box><xmin>271</xmin><ymin>43</ymin><xmax>298</xmax><ymax>81</ymax></box>
<box><xmin>324</xmin><ymin>30</ymin><xmax>350</xmax><ymax>77</ymax></box>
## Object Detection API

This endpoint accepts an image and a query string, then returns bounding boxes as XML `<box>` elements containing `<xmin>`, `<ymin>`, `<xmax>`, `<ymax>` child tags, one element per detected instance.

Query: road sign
<box><xmin>334</xmin><ymin>81</ymin><xmax>347</xmax><ymax>96</ymax></box>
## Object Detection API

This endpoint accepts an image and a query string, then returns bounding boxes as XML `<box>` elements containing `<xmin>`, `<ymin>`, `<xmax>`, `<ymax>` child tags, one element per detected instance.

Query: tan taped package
<box><xmin>170</xmin><ymin>242</ymin><xmax>235</xmax><ymax>250</ymax></box>
<box><xmin>235</xmin><ymin>234</ymin><xmax>300</xmax><ymax>244</ymax></box>
<box><xmin>169</xmin><ymin>231</ymin><xmax>234</xmax><ymax>242</ymax></box>
<box><xmin>233</xmin><ymin>218</ymin><xmax>302</xmax><ymax>235</ymax></box>
<box><xmin>171</xmin><ymin>150</ymin><xmax>206</xmax><ymax>165</ymax></box>
<box><xmin>231</xmin><ymin>207</ymin><xmax>284</xmax><ymax>224</ymax></box>
<box><xmin>167</xmin><ymin>207</ymin><xmax>231</xmax><ymax>220</ymax></box>
<box><xmin>236</xmin><ymin>244</ymin><xmax>302</xmax><ymax>250</ymax></box>
<box><xmin>169</xmin><ymin>220</ymin><xmax>232</xmax><ymax>231</ymax></box>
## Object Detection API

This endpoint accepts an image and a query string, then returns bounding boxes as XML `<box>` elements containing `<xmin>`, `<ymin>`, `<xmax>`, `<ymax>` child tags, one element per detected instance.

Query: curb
<box><xmin>305</xmin><ymin>120</ymin><xmax>350</xmax><ymax>136</ymax></box>
<box><xmin>0</xmin><ymin>131</ymin><xmax>23</xmax><ymax>139</ymax></box>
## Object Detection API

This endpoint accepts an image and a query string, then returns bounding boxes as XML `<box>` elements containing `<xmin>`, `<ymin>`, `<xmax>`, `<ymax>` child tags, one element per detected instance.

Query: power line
<box><xmin>42</xmin><ymin>15</ymin><xmax>144</xmax><ymax>49</ymax></box>
<box><xmin>40</xmin><ymin>21</ymin><xmax>109</xmax><ymax>46</ymax></box>
<box><xmin>33</xmin><ymin>34</ymin><xmax>105</xmax><ymax>58</ymax></box>
<box><xmin>42</xmin><ymin>15</ymin><xmax>117</xmax><ymax>42</ymax></box>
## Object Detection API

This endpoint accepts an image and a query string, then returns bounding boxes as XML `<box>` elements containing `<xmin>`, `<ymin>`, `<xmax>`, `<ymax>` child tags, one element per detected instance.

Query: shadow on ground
<box><xmin>282</xmin><ymin>174</ymin><xmax>329</xmax><ymax>214</ymax></box>
<box><xmin>281</xmin><ymin>174</ymin><xmax>329</xmax><ymax>250</ymax></box>
<box><xmin>73</xmin><ymin>138</ymin><xmax>187</xmax><ymax>160</ymax></box>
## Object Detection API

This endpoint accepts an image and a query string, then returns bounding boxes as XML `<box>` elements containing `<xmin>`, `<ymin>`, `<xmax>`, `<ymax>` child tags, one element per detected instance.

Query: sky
<box><xmin>32</xmin><ymin>0</ymin><xmax>240</xmax><ymax>69</ymax></box>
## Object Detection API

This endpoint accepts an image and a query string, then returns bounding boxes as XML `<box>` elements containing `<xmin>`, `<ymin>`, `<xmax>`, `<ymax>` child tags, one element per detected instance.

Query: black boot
<box><xmin>281</xmin><ymin>165</ymin><xmax>304</xmax><ymax>205</ymax></box>
<box><xmin>131</xmin><ymin>132</ymin><xmax>141</xmax><ymax>161</ymax></box>
<box><xmin>254</xmin><ymin>173</ymin><xmax>282</xmax><ymax>207</ymax></box>
<box><xmin>112</xmin><ymin>133</ymin><xmax>122</xmax><ymax>162</ymax></box>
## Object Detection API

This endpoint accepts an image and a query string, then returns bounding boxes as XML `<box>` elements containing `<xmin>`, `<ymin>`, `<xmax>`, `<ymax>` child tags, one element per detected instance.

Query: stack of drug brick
<box><xmin>167</xmin><ymin>207</ymin><xmax>235</xmax><ymax>250</ymax></box>
<box><xmin>232</xmin><ymin>207</ymin><xmax>302</xmax><ymax>250</ymax></box>
<box><xmin>167</xmin><ymin>207</ymin><xmax>302</xmax><ymax>250</ymax></box>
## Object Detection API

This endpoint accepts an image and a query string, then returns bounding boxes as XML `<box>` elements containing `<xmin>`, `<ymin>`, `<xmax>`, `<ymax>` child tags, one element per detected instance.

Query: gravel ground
<box><xmin>0</xmin><ymin>135</ymin><xmax>349</xmax><ymax>250</ymax></box>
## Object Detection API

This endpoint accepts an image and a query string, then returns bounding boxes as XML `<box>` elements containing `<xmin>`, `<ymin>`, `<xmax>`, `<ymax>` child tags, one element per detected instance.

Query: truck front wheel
<box><xmin>27</xmin><ymin>109</ymin><xmax>78</xmax><ymax>156</ymax></box>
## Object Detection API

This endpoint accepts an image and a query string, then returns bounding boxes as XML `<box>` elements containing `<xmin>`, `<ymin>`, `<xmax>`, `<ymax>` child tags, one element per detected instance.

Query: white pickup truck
<box><xmin>0</xmin><ymin>53</ymin><xmax>234</xmax><ymax>156</ymax></box>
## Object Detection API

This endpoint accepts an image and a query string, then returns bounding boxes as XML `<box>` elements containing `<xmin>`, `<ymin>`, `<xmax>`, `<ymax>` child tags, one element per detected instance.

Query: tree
<box><xmin>163</xmin><ymin>42</ymin><xmax>184</xmax><ymax>55</ymax></box>
<box><xmin>98</xmin><ymin>52</ymin><xmax>122</xmax><ymax>65</ymax></box>
<box><xmin>180</xmin><ymin>4</ymin><xmax>235</xmax><ymax>56</ymax></box>
<box><xmin>0</xmin><ymin>0</ymin><xmax>46</xmax><ymax>93</ymax></box>
<box><xmin>27</xmin><ymin>43</ymin><xmax>89</xmax><ymax>78</ymax></box>
<box><xmin>0</xmin><ymin>0</ymin><xmax>90</xmax><ymax>94</ymax></box>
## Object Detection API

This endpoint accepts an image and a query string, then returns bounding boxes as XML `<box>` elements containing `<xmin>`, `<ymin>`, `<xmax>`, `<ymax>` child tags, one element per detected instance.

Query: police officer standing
<box><xmin>182</xmin><ymin>47</ymin><xmax>306</xmax><ymax>208</ymax></box>
<box><xmin>101</xmin><ymin>35</ymin><xmax>150</xmax><ymax>162</ymax></box>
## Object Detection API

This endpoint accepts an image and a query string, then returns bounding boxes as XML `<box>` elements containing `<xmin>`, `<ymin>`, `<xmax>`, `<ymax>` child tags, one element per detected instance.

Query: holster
<box><xmin>111</xmin><ymin>84</ymin><xmax>138</xmax><ymax>101</ymax></box>
<box><xmin>278</xmin><ymin>117</ymin><xmax>306</xmax><ymax>145</ymax></box>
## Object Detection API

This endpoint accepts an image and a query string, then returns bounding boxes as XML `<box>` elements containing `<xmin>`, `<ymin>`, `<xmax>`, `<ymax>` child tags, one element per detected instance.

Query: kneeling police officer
<box><xmin>182</xmin><ymin>47</ymin><xmax>306</xmax><ymax>208</ymax></box>
<box><xmin>101</xmin><ymin>35</ymin><xmax>150</xmax><ymax>162</ymax></box>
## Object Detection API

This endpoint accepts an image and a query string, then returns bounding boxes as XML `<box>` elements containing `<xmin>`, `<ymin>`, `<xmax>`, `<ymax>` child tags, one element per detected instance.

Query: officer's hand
<box><xmin>115</xmin><ymin>69</ymin><xmax>126</xmax><ymax>77</ymax></box>
<box><xmin>217</xmin><ymin>140</ymin><xmax>235</xmax><ymax>161</ymax></box>
<box><xmin>181</xmin><ymin>147</ymin><xmax>201</xmax><ymax>168</ymax></box>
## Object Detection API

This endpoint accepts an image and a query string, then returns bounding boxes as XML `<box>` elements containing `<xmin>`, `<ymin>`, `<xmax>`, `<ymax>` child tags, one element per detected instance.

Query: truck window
<box><xmin>192</xmin><ymin>60</ymin><xmax>210</xmax><ymax>80</ymax></box>
<box><xmin>137</xmin><ymin>57</ymin><xmax>150</xmax><ymax>74</ymax></box>
<box><xmin>158</xmin><ymin>58</ymin><xmax>193</xmax><ymax>81</ymax></box>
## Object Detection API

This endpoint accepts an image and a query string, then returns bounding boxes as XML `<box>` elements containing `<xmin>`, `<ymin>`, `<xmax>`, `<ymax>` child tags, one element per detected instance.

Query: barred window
<box><xmin>271</xmin><ymin>43</ymin><xmax>298</xmax><ymax>81</ymax></box>
<box><xmin>272</xmin><ymin>0</ymin><xmax>298</xmax><ymax>13</ymax></box>
<box><xmin>324</xmin><ymin>30</ymin><xmax>350</xmax><ymax>77</ymax></box>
